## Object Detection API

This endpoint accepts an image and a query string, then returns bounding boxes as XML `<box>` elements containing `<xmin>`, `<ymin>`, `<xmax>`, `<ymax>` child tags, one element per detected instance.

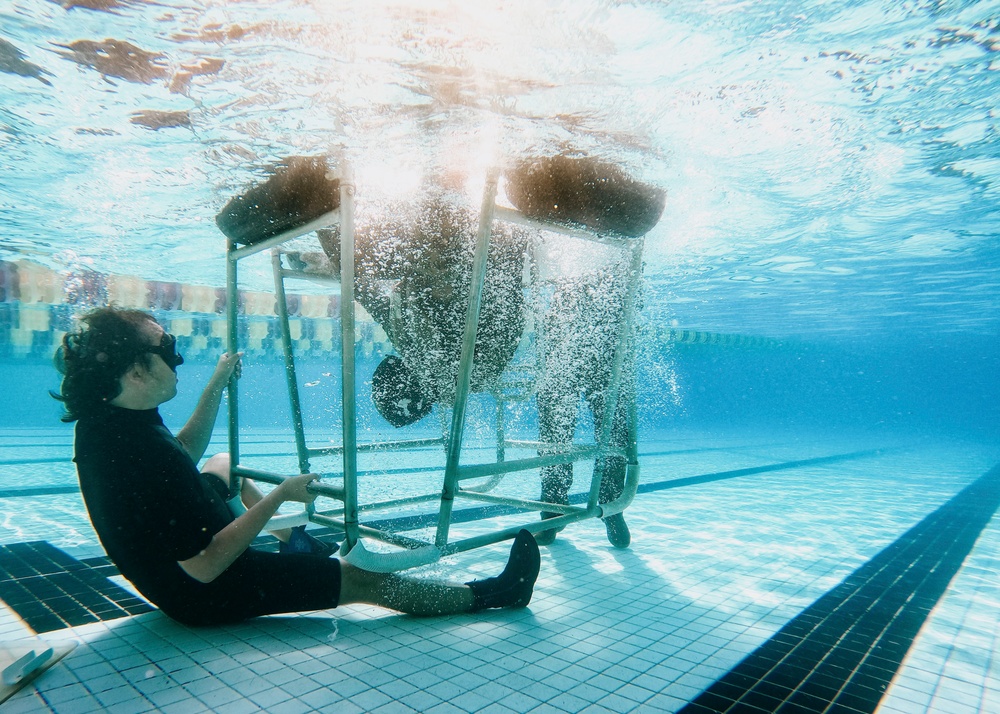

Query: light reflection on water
<box><xmin>0</xmin><ymin>0</ymin><xmax>997</xmax><ymax>340</ymax></box>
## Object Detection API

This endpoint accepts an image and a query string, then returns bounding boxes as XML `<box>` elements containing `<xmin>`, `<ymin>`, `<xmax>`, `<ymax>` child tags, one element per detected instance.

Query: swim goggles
<box><xmin>146</xmin><ymin>332</ymin><xmax>185</xmax><ymax>372</ymax></box>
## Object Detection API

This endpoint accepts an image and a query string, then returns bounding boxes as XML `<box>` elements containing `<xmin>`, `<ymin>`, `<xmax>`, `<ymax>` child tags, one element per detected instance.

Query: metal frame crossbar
<box><xmin>225</xmin><ymin>165</ymin><xmax>642</xmax><ymax>572</ymax></box>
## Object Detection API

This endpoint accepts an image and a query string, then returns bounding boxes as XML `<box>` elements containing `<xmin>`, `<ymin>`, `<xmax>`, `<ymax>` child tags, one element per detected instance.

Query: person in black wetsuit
<box><xmin>297</xmin><ymin>195</ymin><xmax>634</xmax><ymax>548</ymax></box>
<box><xmin>294</xmin><ymin>189</ymin><xmax>529</xmax><ymax>428</ymax></box>
<box><xmin>534</xmin><ymin>264</ymin><xmax>635</xmax><ymax>549</ymax></box>
<box><xmin>54</xmin><ymin>306</ymin><xmax>539</xmax><ymax>626</ymax></box>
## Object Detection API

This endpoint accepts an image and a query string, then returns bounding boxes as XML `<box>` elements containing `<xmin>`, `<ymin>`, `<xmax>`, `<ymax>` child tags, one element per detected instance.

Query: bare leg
<box><xmin>201</xmin><ymin>453</ymin><xmax>293</xmax><ymax>542</ymax></box>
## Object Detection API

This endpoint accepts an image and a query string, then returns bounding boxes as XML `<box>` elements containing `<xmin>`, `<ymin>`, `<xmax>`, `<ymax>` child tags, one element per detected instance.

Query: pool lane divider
<box><xmin>636</xmin><ymin>449</ymin><xmax>883</xmax><ymax>494</ymax></box>
<box><xmin>678</xmin><ymin>461</ymin><xmax>1000</xmax><ymax>714</ymax></box>
<box><xmin>1</xmin><ymin>257</ymin><xmax>777</xmax><ymax>362</ymax></box>
<box><xmin>0</xmin><ymin>442</ymin><xmax>805</xmax><ymax>499</ymax></box>
<box><xmin>360</xmin><ymin>448</ymin><xmax>881</xmax><ymax>532</ymax></box>
<box><xmin>0</xmin><ymin>457</ymin><xmax>74</xmax><ymax>466</ymax></box>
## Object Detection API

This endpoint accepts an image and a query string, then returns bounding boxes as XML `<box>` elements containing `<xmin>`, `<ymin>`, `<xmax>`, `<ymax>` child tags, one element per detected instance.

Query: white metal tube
<box><xmin>271</xmin><ymin>249</ymin><xmax>311</xmax><ymax>477</ymax></box>
<box><xmin>435</xmin><ymin>170</ymin><xmax>499</xmax><ymax>547</ymax></box>
<box><xmin>227</xmin><ymin>210</ymin><xmax>341</xmax><ymax>261</ymax></box>
<box><xmin>456</xmin><ymin>446</ymin><xmax>602</xmax><ymax>480</ymax></box>
<box><xmin>225</xmin><ymin>242</ymin><xmax>241</xmax><ymax>497</ymax></box>
<box><xmin>338</xmin><ymin>164</ymin><xmax>359</xmax><ymax>549</ymax></box>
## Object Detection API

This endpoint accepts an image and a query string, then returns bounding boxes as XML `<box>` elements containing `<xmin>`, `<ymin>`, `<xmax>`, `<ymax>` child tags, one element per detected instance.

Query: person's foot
<box><xmin>466</xmin><ymin>530</ymin><xmax>540</xmax><ymax>611</ymax></box>
<box><xmin>535</xmin><ymin>512</ymin><xmax>563</xmax><ymax>546</ymax></box>
<box><xmin>284</xmin><ymin>250</ymin><xmax>308</xmax><ymax>271</ymax></box>
<box><xmin>604</xmin><ymin>513</ymin><xmax>631</xmax><ymax>549</ymax></box>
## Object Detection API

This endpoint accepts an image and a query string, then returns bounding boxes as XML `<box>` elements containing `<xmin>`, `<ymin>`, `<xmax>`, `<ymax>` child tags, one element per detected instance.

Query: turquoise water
<box><xmin>1</xmin><ymin>7</ymin><xmax>1000</xmax><ymax>712</ymax></box>
<box><xmin>0</xmin><ymin>3</ymin><xmax>998</xmax><ymax>443</ymax></box>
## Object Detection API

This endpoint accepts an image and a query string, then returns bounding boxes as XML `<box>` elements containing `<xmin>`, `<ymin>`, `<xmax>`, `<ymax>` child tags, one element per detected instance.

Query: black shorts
<box><xmin>161</xmin><ymin>474</ymin><xmax>343</xmax><ymax>627</ymax></box>
<box><xmin>170</xmin><ymin>549</ymin><xmax>342</xmax><ymax>626</ymax></box>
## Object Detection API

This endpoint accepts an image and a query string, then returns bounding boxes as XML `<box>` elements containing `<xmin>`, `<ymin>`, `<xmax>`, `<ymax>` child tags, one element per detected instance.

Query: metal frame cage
<box><xmin>224</xmin><ymin>165</ymin><xmax>642</xmax><ymax>572</ymax></box>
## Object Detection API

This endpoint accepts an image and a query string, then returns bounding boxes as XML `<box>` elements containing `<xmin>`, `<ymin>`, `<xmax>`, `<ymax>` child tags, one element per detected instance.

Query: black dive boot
<box><xmin>466</xmin><ymin>530</ymin><xmax>540</xmax><ymax>611</ymax></box>
<box><xmin>535</xmin><ymin>512</ymin><xmax>564</xmax><ymax>546</ymax></box>
<box><xmin>603</xmin><ymin>514</ymin><xmax>631</xmax><ymax>549</ymax></box>
<box><xmin>279</xmin><ymin>525</ymin><xmax>338</xmax><ymax>557</ymax></box>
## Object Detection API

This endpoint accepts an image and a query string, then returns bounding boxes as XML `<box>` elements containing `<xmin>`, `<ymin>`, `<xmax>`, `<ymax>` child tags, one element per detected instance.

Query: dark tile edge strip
<box><xmin>678</xmin><ymin>462</ymin><xmax>1000</xmax><ymax>714</ymax></box>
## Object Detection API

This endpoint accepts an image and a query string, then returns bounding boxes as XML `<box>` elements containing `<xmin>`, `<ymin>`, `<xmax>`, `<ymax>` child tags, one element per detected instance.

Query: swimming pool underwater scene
<box><xmin>1</xmin><ymin>0</ymin><xmax>999</xmax><ymax>712</ymax></box>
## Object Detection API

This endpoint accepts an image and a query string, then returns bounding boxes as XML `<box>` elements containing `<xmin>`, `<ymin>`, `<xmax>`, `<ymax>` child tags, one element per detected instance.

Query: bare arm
<box><xmin>178</xmin><ymin>473</ymin><xmax>317</xmax><ymax>583</ymax></box>
<box><xmin>176</xmin><ymin>352</ymin><xmax>242</xmax><ymax>463</ymax></box>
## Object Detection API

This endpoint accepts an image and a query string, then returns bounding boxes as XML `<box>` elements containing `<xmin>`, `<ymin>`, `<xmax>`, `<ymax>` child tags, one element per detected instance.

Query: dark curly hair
<box><xmin>52</xmin><ymin>307</ymin><xmax>159</xmax><ymax>422</ymax></box>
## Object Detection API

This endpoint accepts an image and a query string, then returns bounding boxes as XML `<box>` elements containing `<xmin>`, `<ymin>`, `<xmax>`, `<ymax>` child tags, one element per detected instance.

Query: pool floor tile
<box><xmin>2</xmin><ymin>435</ymin><xmax>999</xmax><ymax>712</ymax></box>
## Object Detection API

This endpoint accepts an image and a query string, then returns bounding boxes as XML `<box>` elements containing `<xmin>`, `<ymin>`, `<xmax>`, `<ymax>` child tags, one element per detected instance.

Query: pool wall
<box><xmin>2</xmin><ymin>258</ymin><xmax>998</xmax><ymax>440</ymax></box>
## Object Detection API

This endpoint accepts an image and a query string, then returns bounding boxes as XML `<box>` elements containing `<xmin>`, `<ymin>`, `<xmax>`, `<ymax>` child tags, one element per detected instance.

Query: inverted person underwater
<box><xmin>216</xmin><ymin>153</ymin><xmax>664</xmax><ymax>549</ymax></box>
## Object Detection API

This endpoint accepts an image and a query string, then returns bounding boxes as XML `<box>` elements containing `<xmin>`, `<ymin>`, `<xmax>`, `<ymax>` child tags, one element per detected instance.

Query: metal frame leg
<box><xmin>226</xmin><ymin>240</ymin><xmax>242</xmax><ymax>500</ymax></box>
<box><xmin>272</xmin><ymin>249</ymin><xmax>311</xmax><ymax>477</ymax></box>
<box><xmin>435</xmin><ymin>169</ymin><xmax>499</xmax><ymax>547</ymax></box>
<box><xmin>338</xmin><ymin>166</ymin><xmax>360</xmax><ymax>552</ymax></box>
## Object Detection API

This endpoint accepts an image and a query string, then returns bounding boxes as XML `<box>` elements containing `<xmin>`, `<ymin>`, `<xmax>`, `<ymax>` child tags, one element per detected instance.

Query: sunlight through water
<box><xmin>0</xmin><ymin>0</ymin><xmax>998</xmax><ymax>340</ymax></box>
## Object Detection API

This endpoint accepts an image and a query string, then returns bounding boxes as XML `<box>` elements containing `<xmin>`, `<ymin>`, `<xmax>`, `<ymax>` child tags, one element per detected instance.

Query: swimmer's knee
<box><xmin>201</xmin><ymin>452</ymin><xmax>231</xmax><ymax>485</ymax></box>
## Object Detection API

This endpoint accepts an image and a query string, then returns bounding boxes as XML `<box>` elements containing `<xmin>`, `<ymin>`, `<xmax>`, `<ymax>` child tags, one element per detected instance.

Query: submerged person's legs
<box><xmin>163</xmin><ymin>532</ymin><xmax>539</xmax><ymax>627</ymax></box>
<box><xmin>584</xmin><ymin>270</ymin><xmax>635</xmax><ymax>549</ymax></box>
<box><xmin>202</xmin><ymin>452</ymin><xmax>274</xmax><ymax>509</ymax></box>
<box><xmin>537</xmin><ymin>386</ymin><xmax>578</xmax><ymax>545</ymax></box>
<box><xmin>588</xmin><ymin>385</ymin><xmax>632</xmax><ymax>549</ymax></box>
<box><xmin>338</xmin><ymin>530</ymin><xmax>541</xmax><ymax>615</ymax></box>
<box><xmin>339</xmin><ymin>563</ymin><xmax>474</xmax><ymax>616</ymax></box>
<box><xmin>535</xmin><ymin>264</ymin><xmax>635</xmax><ymax>548</ymax></box>
<box><xmin>537</xmin><ymin>384</ymin><xmax>631</xmax><ymax>549</ymax></box>
<box><xmin>535</xmin><ymin>278</ymin><xmax>589</xmax><ymax>545</ymax></box>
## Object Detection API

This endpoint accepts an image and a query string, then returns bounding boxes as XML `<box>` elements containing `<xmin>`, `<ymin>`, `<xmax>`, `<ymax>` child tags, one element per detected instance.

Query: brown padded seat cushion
<box><xmin>505</xmin><ymin>155</ymin><xmax>665</xmax><ymax>238</ymax></box>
